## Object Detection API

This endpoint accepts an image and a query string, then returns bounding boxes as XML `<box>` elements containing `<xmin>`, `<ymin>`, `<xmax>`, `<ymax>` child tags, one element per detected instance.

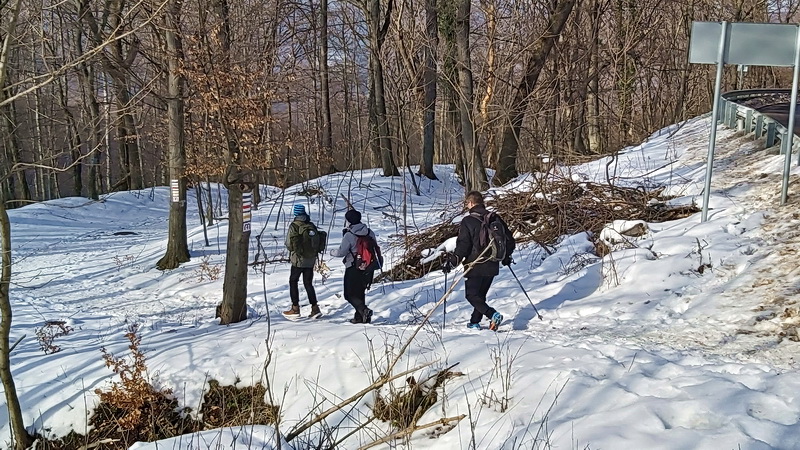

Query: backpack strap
<box><xmin>469</xmin><ymin>211</ymin><xmax>493</xmax><ymax>247</ymax></box>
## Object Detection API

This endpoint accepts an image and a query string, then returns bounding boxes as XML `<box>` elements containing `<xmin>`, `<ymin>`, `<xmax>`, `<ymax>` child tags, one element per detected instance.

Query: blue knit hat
<box><xmin>293</xmin><ymin>204</ymin><xmax>306</xmax><ymax>216</ymax></box>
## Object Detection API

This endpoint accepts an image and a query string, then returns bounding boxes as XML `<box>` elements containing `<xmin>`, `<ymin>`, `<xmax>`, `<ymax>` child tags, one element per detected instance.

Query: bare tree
<box><xmin>494</xmin><ymin>0</ymin><xmax>575</xmax><ymax>185</ymax></box>
<box><xmin>364</xmin><ymin>0</ymin><xmax>399</xmax><ymax>176</ymax></box>
<box><xmin>453</xmin><ymin>0</ymin><xmax>487</xmax><ymax>191</ymax></box>
<box><xmin>156</xmin><ymin>0</ymin><xmax>190</xmax><ymax>270</ymax></box>
<box><xmin>0</xmin><ymin>0</ymin><xmax>35</xmax><ymax>445</ymax></box>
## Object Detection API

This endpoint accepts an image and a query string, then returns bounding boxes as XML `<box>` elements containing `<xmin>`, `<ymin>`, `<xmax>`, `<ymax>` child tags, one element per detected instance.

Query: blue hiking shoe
<box><xmin>466</xmin><ymin>322</ymin><xmax>482</xmax><ymax>330</ymax></box>
<box><xmin>489</xmin><ymin>312</ymin><xmax>503</xmax><ymax>331</ymax></box>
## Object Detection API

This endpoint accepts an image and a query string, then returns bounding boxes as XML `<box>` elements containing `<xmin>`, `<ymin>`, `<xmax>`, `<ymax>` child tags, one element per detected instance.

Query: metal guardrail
<box><xmin>719</xmin><ymin>89</ymin><xmax>798</xmax><ymax>153</ymax></box>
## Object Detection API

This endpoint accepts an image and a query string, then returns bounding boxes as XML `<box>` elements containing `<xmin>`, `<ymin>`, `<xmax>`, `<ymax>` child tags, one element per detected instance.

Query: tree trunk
<box><xmin>74</xmin><ymin>0</ymin><xmax>104</xmax><ymax>199</ymax></box>
<box><xmin>479</xmin><ymin>0</ymin><xmax>498</xmax><ymax>168</ymax></box>
<box><xmin>613</xmin><ymin>0</ymin><xmax>636</xmax><ymax>143</ymax></box>
<box><xmin>55</xmin><ymin>78</ymin><xmax>84</xmax><ymax>197</ymax></box>
<box><xmin>366</xmin><ymin>0</ymin><xmax>399</xmax><ymax>176</ymax></box>
<box><xmin>213</xmin><ymin>0</ymin><xmax>249</xmax><ymax>324</ymax></box>
<box><xmin>82</xmin><ymin>0</ymin><xmax>142</xmax><ymax>192</ymax></box>
<box><xmin>156</xmin><ymin>0</ymin><xmax>190</xmax><ymax>271</ymax></box>
<box><xmin>114</xmin><ymin>84</ymin><xmax>143</xmax><ymax>190</ymax></box>
<box><xmin>0</xmin><ymin>0</ymin><xmax>34</xmax><ymax>445</ymax></box>
<box><xmin>419</xmin><ymin>0</ymin><xmax>438</xmax><ymax>180</ymax></box>
<box><xmin>586</xmin><ymin>0</ymin><xmax>602</xmax><ymax>154</ymax></box>
<box><xmin>0</xmin><ymin>198</ymin><xmax>32</xmax><ymax>450</ymax></box>
<box><xmin>1</xmin><ymin>101</ymin><xmax>31</xmax><ymax>208</ymax></box>
<box><xmin>454</xmin><ymin>0</ymin><xmax>487</xmax><ymax>192</ymax></box>
<box><xmin>318</xmin><ymin>0</ymin><xmax>335</xmax><ymax>174</ymax></box>
<box><xmin>495</xmin><ymin>0</ymin><xmax>576</xmax><ymax>185</ymax></box>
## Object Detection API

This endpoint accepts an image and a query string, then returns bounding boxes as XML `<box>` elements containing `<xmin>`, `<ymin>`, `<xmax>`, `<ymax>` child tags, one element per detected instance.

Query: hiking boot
<box><xmin>489</xmin><ymin>312</ymin><xmax>503</xmax><ymax>331</ymax></box>
<box><xmin>283</xmin><ymin>304</ymin><xmax>300</xmax><ymax>316</ymax></box>
<box><xmin>363</xmin><ymin>308</ymin><xmax>373</xmax><ymax>324</ymax></box>
<box><xmin>466</xmin><ymin>322</ymin><xmax>482</xmax><ymax>330</ymax></box>
<box><xmin>349</xmin><ymin>318</ymin><xmax>361</xmax><ymax>324</ymax></box>
<box><xmin>309</xmin><ymin>304</ymin><xmax>322</xmax><ymax>318</ymax></box>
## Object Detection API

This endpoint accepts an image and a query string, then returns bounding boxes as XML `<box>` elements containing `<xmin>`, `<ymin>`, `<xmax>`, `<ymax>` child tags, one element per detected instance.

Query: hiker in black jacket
<box><xmin>446</xmin><ymin>191</ymin><xmax>515</xmax><ymax>331</ymax></box>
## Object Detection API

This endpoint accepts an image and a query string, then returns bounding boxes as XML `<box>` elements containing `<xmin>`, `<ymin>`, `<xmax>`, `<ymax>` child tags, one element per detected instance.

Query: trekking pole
<box><xmin>442</xmin><ymin>269</ymin><xmax>448</xmax><ymax>332</ymax></box>
<box><xmin>507</xmin><ymin>265</ymin><xmax>543</xmax><ymax>320</ymax></box>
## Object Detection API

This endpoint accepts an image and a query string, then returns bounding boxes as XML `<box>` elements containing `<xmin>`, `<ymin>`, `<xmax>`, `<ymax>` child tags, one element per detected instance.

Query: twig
<box><xmin>285</xmin><ymin>360</ymin><xmax>439</xmax><ymax>441</ymax></box>
<box><xmin>357</xmin><ymin>415</ymin><xmax>467</xmax><ymax>450</ymax></box>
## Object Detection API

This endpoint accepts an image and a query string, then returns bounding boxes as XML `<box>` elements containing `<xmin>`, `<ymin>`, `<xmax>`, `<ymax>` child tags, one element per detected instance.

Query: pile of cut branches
<box><xmin>380</xmin><ymin>178</ymin><xmax>698</xmax><ymax>282</ymax></box>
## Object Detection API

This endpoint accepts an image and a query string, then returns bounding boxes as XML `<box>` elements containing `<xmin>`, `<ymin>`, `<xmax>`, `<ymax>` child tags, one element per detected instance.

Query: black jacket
<box><xmin>454</xmin><ymin>205</ymin><xmax>515</xmax><ymax>278</ymax></box>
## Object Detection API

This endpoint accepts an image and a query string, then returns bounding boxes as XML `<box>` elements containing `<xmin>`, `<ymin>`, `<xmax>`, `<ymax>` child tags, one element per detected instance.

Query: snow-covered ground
<box><xmin>5</xmin><ymin>116</ymin><xmax>800</xmax><ymax>449</ymax></box>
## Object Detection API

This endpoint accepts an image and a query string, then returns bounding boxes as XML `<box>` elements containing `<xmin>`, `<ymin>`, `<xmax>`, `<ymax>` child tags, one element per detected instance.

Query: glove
<box><xmin>329</xmin><ymin>249</ymin><xmax>337</xmax><ymax>257</ymax></box>
<box><xmin>442</xmin><ymin>252</ymin><xmax>458</xmax><ymax>273</ymax></box>
<box><xmin>441</xmin><ymin>260</ymin><xmax>452</xmax><ymax>274</ymax></box>
<box><xmin>342</xmin><ymin>228</ymin><xmax>349</xmax><ymax>236</ymax></box>
<box><xmin>502</xmin><ymin>257</ymin><xmax>513</xmax><ymax>266</ymax></box>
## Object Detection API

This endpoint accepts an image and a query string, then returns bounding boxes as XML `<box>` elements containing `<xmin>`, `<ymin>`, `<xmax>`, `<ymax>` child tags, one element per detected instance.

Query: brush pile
<box><xmin>380</xmin><ymin>177</ymin><xmax>698</xmax><ymax>282</ymax></box>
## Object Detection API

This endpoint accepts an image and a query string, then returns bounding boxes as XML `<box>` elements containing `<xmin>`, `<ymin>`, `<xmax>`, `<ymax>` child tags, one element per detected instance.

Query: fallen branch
<box><xmin>357</xmin><ymin>415</ymin><xmax>467</xmax><ymax>450</ymax></box>
<box><xmin>284</xmin><ymin>360</ymin><xmax>439</xmax><ymax>441</ymax></box>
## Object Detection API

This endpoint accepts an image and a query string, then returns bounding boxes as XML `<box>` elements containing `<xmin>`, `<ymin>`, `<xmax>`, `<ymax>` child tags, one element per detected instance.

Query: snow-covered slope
<box><xmin>5</xmin><ymin>116</ymin><xmax>800</xmax><ymax>449</ymax></box>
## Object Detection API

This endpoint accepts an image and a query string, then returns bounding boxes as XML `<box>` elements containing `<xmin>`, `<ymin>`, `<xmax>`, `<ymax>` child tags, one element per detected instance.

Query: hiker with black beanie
<box><xmin>330</xmin><ymin>209</ymin><xmax>378</xmax><ymax>324</ymax></box>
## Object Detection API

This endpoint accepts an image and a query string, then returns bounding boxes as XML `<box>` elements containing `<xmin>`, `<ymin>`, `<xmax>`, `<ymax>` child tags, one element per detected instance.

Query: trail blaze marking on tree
<box><xmin>170</xmin><ymin>179</ymin><xmax>179</xmax><ymax>203</ymax></box>
<box><xmin>242</xmin><ymin>192</ymin><xmax>252</xmax><ymax>233</ymax></box>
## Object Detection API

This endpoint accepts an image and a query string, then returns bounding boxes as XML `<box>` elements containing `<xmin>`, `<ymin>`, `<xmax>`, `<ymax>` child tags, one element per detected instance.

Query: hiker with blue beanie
<box><xmin>283</xmin><ymin>204</ymin><xmax>326</xmax><ymax>319</ymax></box>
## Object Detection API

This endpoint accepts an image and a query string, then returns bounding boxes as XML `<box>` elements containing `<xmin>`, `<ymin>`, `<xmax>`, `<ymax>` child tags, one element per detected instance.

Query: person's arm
<box><xmin>285</xmin><ymin>223</ymin><xmax>296</xmax><ymax>251</ymax></box>
<box><xmin>503</xmin><ymin>217</ymin><xmax>515</xmax><ymax>255</ymax></box>
<box><xmin>330</xmin><ymin>231</ymin><xmax>352</xmax><ymax>257</ymax></box>
<box><xmin>453</xmin><ymin>220</ymin><xmax>471</xmax><ymax>260</ymax></box>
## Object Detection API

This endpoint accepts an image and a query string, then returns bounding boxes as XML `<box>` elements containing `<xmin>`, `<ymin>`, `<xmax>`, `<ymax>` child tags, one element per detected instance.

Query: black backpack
<box><xmin>296</xmin><ymin>222</ymin><xmax>327</xmax><ymax>259</ymax></box>
<box><xmin>470</xmin><ymin>211</ymin><xmax>510</xmax><ymax>262</ymax></box>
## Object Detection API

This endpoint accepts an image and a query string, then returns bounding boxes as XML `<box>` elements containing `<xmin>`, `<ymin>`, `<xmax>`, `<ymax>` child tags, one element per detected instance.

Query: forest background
<box><xmin>2</xmin><ymin>0</ymin><xmax>793</xmax><ymax>204</ymax></box>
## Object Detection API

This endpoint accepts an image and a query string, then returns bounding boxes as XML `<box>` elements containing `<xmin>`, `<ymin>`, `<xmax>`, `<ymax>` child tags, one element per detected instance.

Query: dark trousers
<box><xmin>289</xmin><ymin>266</ymin><xmax>318</xmax><ymax>306</ymax></box>
<box><xmin>344</xmin><ymin>266</ymin><xmax>369</xmax><ymax>321</ymax></box>
<box><xmin>465</xmin><ymin>276</ymin><xmax>496</xmax><ymax>324</ymax></box>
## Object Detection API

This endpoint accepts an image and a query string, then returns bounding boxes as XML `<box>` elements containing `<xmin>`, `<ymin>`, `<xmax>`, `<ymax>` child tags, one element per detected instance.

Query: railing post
<box><xmin>727</xmin><ymin>104</ymin><xmax>739</xmax><ymax>128</ymax></box>
<box><xmin>745</xmin><ymin>109</ymin><xmax>753</xmax><ymax>133</ymax></box>
<box><xmin>755</xmin><ymin>114</ymin><xmax>764</xmax><ymax>139</ymax></box>
<box><xmin>766</xmin><ymin>120</ymin><xmax>777</xmax><ymax>147</ymax></box>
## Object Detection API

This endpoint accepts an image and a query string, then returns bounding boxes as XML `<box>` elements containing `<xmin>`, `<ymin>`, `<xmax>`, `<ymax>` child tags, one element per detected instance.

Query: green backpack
<box><xmin>296</xmin><ymin>222</ymin><xmax>327</xmax><ymax>259</ymax></box>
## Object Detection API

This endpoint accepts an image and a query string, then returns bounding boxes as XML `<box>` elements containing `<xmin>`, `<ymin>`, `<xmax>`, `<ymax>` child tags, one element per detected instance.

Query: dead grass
<box><xmin>35</xmin><ymin>326</ymin><xmax>279</xmax><ymax>449</ymax></box>
<box><xmin>373</xmin><ymin>368</ymin><xmax>462</xmax><ymax>429</ymax></box>
<box><xmin>200</xmin><ymin>379</ymin><xmax>279</xmax><ymax>427</ymax></box>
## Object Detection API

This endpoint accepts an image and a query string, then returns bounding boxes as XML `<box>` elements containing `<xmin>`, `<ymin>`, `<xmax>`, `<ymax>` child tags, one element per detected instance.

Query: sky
<box><xmin>4</xmin><ymin>115</ymin><xmax>800</xmax><ymax>449</ymax></box>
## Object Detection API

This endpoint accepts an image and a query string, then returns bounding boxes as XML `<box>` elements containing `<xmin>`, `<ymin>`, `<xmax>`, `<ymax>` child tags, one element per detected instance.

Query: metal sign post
<box><xmin>700</xmin><ymin>21</ymin><xmax>728</xmax><ymax>223</ymax></box>
<box><xmin>783</xmin><ymin>28</ymin><xmax>800</xmax><ymax>205</ymax></box>
<box><xmin>690</xmin><ymin>21</ymin><xmax>800</xmax><ymax>218</ymax></box>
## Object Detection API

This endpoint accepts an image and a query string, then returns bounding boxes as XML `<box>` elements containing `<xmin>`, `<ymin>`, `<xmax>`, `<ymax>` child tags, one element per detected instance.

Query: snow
<box><xmin>5</xmin><ymin>115</ymin><xmax>800</xmax><ymax>449</ymax></box>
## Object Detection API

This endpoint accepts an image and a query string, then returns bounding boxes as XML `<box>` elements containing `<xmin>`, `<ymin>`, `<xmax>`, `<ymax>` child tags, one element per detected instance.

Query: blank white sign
<box><xmin>689</xmin><ymin>21</ymin><xmax>799</xmax><ymax>67</ymax></box>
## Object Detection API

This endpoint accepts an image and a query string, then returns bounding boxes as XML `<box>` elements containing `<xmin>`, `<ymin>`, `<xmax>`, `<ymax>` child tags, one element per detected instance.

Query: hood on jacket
<box><xmin>348</xmin><ymin>222</ymin><xmax>369</xmax><ymax>236</ymax></box>
<box><xmin>468</xmin><ymin>204</ymin><xmax>490</xmax><ymax>217</ymax></box>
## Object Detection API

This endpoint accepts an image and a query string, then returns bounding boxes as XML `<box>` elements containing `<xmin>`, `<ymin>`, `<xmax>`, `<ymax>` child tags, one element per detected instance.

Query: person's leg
<box><xmin>289</xmin><ymin>265</ymin><xmax>301</xmax><ymax>306</ymax></box>
<box><xmin>356</xmin><ymin>272</ymin><xmax>372</xmax><ymax>322</ymax></box>
<box><xmin>480</xmin><ymin>276</ymin><xmax>497</xmax><ymax>320</ymax></box>
<box><xmin>284</xmin><ymin>266</ymin><xmax>302</xmax><ymax>315</ymax></box>
<box><xmin>344</xmin><ymin>266</ymin><xmax>366</xmax><ymax>322</ymax></box>
<box><xmin>465</xmin><ymin>277</ymin><xmax>494</xmax><ymax>324</ymax></box>
<box><xmin>302</xmin><ymin>267</ymin><xmax>318</xmax><ymax>305</ymax></box>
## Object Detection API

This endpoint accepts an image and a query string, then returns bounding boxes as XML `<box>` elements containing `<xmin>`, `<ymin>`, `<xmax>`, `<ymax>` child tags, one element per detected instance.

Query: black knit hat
<box><xmin>345</xmin><ymin>209</ymin><xmax>362</xmax><ymax>225</ymax></box>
